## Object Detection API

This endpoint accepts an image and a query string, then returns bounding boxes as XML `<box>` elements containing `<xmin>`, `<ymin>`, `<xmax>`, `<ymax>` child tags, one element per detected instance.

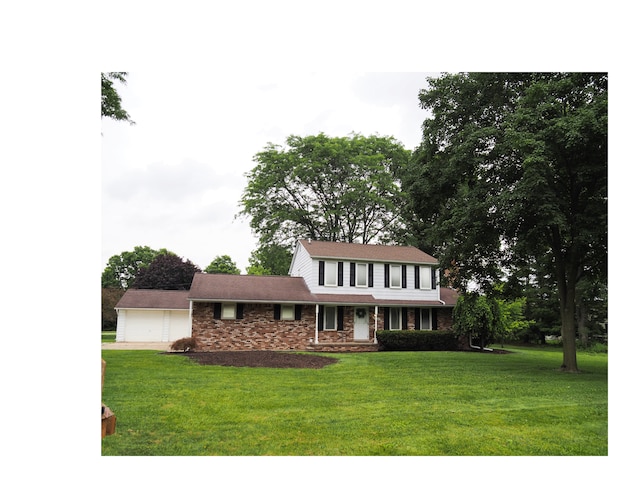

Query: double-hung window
<box><xmin>390</xmin><ymin>265</ymin><xmax>402</xmax><ymax>288</ymax></box>
<box><xmin>356</xmin><ymin>263</ymin><xmax>368</xmax><ymax>287</ymax></box>
<box><xmin>281</xmin><ymin>305</ymin><xmax>294</xmax><ymax>320</ymax></box>
<box><xmin>420</xmin><ymin>266</ymin><xmax>432</xmax><ymax>289</ymax></box>
<box><xmin>324</xmin><ymin>306</ymin><xmax>337</xmax><ymax>330</ymax></box>
<box><xmin>389</xmin><ymin>307</ymin><xmax>402</xmax><ymax>330</ymax></box>
<box><xmin>419</xmin><ymin>308</ymin><xmax>432</xmax><ymax>330</ymax></box>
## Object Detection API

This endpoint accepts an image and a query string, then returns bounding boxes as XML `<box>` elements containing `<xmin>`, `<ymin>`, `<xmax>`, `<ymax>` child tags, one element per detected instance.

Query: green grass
<box><xmin>101</xmin><ymin>346</ymin><xmax>607</xmax><ymax>456</ymax></box>
<box><xmin>102</xmin><ymin>331</ymin><xmax>116</xmax><ymax>343</ymax></box>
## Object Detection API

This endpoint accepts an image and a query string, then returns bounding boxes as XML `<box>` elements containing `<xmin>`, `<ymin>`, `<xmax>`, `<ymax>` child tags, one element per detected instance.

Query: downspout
<box><xmin>314</xmin><ymin>304</ymin><xmax>319</xmax><ymax>345</ymax></box>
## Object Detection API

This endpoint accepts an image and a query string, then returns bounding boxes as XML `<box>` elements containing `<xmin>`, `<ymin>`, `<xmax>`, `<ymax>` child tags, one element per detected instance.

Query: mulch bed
<box><xmin>165</xmin><ymin>351</ymin><xmax>339</xmax><ymax>369</ymax></box>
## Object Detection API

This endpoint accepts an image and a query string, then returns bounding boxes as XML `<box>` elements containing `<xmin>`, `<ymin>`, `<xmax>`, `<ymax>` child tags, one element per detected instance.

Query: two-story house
<box><xmin>115</xmin><ymin>240</ymin><xmax>458</xmax><ymax>351</ymax></box>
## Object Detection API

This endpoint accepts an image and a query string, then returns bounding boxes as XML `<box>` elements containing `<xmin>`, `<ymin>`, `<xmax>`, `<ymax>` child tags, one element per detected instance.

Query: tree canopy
<box><xmin>101</xmin><ymin>246</ymin><xmax>173</xmax><ymax>289</ymax></box>
<box><xmin>239</xmin><ymin>133</ymin><xmax>412</xmax><ymax>251</ymax></box>
<box><xmin>408</xmin><ymin>72</ymin><xmax>607</xmax><ymax>371</ymax></box>
<box><xmin>204</xmin><ymin>255</ymin><xmax>241</xmax><ymax>274</ymax></box>
<box><xmin>101</xmin><ymin>72</ymin><xmax>134</xmax><ymax>124</ymax></box>
<box><xmin>132</xmin><ymin>253</ymin><xmax>201</xmax><ymax>290</ymax></box>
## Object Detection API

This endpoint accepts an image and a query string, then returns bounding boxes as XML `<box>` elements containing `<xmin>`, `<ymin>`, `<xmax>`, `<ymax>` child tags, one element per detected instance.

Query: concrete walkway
<box><xmin>101</xmin><ymin>342</ymin><xmax>172</xmax><ymax>350</ymax></box>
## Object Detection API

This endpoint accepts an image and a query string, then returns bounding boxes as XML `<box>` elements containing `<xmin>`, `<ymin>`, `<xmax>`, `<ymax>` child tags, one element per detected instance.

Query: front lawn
<box><xmin>101</xmin><ymin>346</ymin><xmax>607</xmax><ymax>455</ymax></box>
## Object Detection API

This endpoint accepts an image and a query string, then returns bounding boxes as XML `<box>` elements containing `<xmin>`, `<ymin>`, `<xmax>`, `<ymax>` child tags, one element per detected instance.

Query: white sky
<box><xmin>101</xmin><ymin>72</ymin><xmax>435</xmax><ymax>272</ymax></box>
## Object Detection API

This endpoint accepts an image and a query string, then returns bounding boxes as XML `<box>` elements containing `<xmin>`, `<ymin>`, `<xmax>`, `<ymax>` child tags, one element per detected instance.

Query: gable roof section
<box><xmin>297</xmin><ymin>240</ymin><xmax>437</xmax><ymax>264</ymax></box>
<box><xmin>188</xmin><ymin>273</ymin><xmax>316</xmax><ymax>303</ymax></box>
<box><xmin>115</xmin><ymin>289</ymin><xmax>190</xmax><ymax>310</ymax></box>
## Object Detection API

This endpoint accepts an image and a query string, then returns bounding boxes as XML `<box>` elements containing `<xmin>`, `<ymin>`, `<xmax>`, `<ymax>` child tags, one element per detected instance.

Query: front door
<box><xmin>353</xmin><ymin>307</ymin><xmax>369</xmax><ymax>340</ymax></box>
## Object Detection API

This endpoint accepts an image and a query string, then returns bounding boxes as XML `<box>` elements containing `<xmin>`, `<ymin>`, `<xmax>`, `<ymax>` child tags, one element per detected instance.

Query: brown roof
<box><xmin>115</xmin><ymin>289</ymin><xmax>190</xmax><ymax>310</ymax></box>
<box><xmin>188</xmin><ymin>273</ymin><xmax>317</xmax><ymax>303</ymax></box>
<box><xmin>298</xmin><ymin>240</ymin><xmax>437</xmax><ymax>264</ymax></box>
<box><xmin>439</xmin><ymin>287</ymin><xmax>459</xmax><ymax>306</ymax></box>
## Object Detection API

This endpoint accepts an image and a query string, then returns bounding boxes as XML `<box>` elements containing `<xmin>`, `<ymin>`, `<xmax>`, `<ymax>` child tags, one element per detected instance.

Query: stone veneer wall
<box><xmin>191</xmin><ymin>302</ymin><xmax>455</xmax><ymax>351</ymax></box>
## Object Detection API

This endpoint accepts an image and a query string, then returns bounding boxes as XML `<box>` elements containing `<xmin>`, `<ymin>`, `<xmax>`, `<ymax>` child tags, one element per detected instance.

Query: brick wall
<box><xmin>191</xmin><ymin>301</ymin><xmax>455</xmax><ymax>351</ymax></box>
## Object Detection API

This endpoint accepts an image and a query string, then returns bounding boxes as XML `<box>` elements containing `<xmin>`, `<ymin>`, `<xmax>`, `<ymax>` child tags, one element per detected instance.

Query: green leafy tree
<box><xmin>204</xmin><ymin>255</ymin><xmax>241</xmax><ymax>274</ymax></box>
<box><xmin>101</xmin><ymin>288</ymin><xmax>124</xmax><ymax>331</ymax></box>
<box><xmin>101</xmin><ymin>246</ymin><xmax>172</xmax><ymax>289</ymax></box>
<box><xmin>246</xmin><ymin>244</ymin><xmax>292</xmax><ymax>275</ymax></box>
<box><xmin>101</xmin><ymin>72</ymin><xmax>135</xmax><ymax>124</ymax></box>
<box><xmin>239</xmin><ymin>133</ymin><xmax>411</xmax><ymax>249</ymax></box>
<box><xmin>132</xmin><ymin>253</ymin><xmax>201</xmax><ymax>289</ymax></box>
<box><xmin>453</xmin><ymin>293</ymin><xmax>503</xmax><ymax>350</ymax></box>
<box><xmin>408</xmin><ymin>73</ymin><xmax>607</xmax><ymax>372</ymax></box>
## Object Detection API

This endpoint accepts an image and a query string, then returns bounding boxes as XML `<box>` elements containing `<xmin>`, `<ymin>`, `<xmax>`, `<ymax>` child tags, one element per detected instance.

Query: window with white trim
<box><xmin>420</xmin><ymin>266</ymin><xmax>432</xmax><ymax>289</ymax></box>
<box><xmin>281</xmin><ymin>305</ymin><xmax>294</xmax><ymax>320</ymax></box>
<box><xmin>324</xmin><ymin>305</ymin><xmax>337</xmax><ymax>330</ymax></box>
<box><xmin>324</xmin><ymin>261</ymin><xmax>337</xmax><ymax>286</ymax></box>
<box><xmin>389</xmin><ymin>307</ymin><xmax>402</xmax><ymax>330</ymax></box>
<box><xmin>390</xmin><ymin>265</ymin><xmax>401</xmax><ymax>288</ymax></box>
<box><xmin>221</xmin><ymin>303</ymin><xmax>236</xmax><ymax>319</ymax></box>
<box><xmin>356</xmin><ymin>263</ymin><xmax>368</xmax><ymax>287</ymax></box>
<box><xmin>419</xmin><ymin>308</ymin><xmax>432</xmax><ymax>330</ymax></box>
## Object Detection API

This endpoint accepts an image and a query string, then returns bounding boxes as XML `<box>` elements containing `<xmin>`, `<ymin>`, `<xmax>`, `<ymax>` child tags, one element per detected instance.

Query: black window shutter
<box><xmin>236</xmin><ymin>303</ymin><xmax>244</xmax><ymax>319</ymax></box>
<box><xmin>432</xmin><ymin>309</ymin><xmax>438</xmax><ymax>330</ymax></box>
<box><xmin>319</xmin><ymin>261</ymin><xmax>325</xmax><ymax>285</ymax></box>
<box><xmin>274</xmin><ymin>304</ymin><xmax>281</xmax><ymax>320</ymax></box>
<box><xmin>350</xmin><ymin>262</ymin><xmax>356</xmax><ymax>286</ymax></box>
<box><xmin>368</xmin><ymin>263</ymin><xmax>374</xmax><ymax>287</ymax></box>
<box><xmin>337</xmin><ymin>306</ymin><xmax>344</xmax><ymax>330</ymax></box>
<box><xmin>295</xmin><ymin>304</ymin><xmax>302</xmax><ymax>320</ymax></box>
<box><xmin>384</xmin><ymin>264</ymin><xmax>390</xmax><ymax>288</ymax></box>
<box><xmin>401</xmin><ymin>265</ymin><xmax>407</xmax><ymax>288</ymax></box>
<box><xmin>383</xmin><ymin>307</ymin><xmax>390</xmax><ymax>330</ymax></box>
<box><xmin>213</xmin><ymin>302</ymin><xmax>221</xmax><ymax>319</ymax></box>
<box><xmin>402</xmin><ymin>307</ymin><xmax>408</xmax><ymax>329</ymax></box>
<box><xmin>415</xmin><ymin>266</ymin><xmax>420</xmax><ymax>289</ymax></box>
<box><xmin>318</xmin><ymin>305</ymin><xmax>324</xmax><ymax>331</ymax></box>
<box><xmin>431</xmin><ymin>268</ymin><xmax>437</xmax><ymax>290</ymax></box>
<box><xmin>414</xmin><ymin>308</ymin><xmax>421</xmax><ymax>330</ymax></box>
<box><xmin>338</xmin><ymin>262</ymin><xmax>344</xmax><ymax>286</ymax></box>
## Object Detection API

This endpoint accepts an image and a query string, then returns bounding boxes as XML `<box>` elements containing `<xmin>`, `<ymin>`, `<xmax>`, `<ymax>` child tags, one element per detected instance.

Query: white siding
<box><xmin>306</xmin><ymin>260</ymin><xmax>440</xmax><ymax>302</ymax></box>
<box><xmin>289</xmin><ymin>242</ymin><xmax>314</xmax><ymax>279</ymax></box>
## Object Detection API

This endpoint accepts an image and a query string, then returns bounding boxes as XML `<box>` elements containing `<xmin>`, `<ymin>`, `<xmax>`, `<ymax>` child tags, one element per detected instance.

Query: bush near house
<box><xmin>376</xmin><ymin>330</ymin><xmax>459</xmax><ymax>351</ymax></box>
<box><xmin>171</xmin><ymin>337</ymin><xmax>199</xmax><ymax>352</ymax></box>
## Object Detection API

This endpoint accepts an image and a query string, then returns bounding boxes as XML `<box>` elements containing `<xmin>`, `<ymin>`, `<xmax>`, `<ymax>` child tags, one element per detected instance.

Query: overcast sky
<box><xmin>101</xmin><ymin>72</ymin><xmax>435</xmax><ymax>272</ymax></box>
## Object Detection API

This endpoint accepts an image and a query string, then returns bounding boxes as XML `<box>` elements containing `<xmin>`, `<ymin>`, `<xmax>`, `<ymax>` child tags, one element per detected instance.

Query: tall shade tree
<box><xmin>101</xmin><ymin>246</ymin><xmax>172</xmax><ymax>289</ymax></box>
<box><xmin>132</xmin><ymin>253</ymin><xmax>201</xmax><ymax>290</ymax></box>
<box><xmin>204</xmin><ymin>255</ymin><xmax>241</xmax><ymax>275</ymax></box>
<box><xmin>101</xmin><ymin>72</ymin><xmax>135</xmax><ymax>124</ymax></box>
<box><xmin>408</xmin><ymin>73</ymin><xmax>607</xmax><ymax>372</ymax></box>
<box><xmin>239</xmin><ymin>133</ymin><xmax>412</xmax><ymax>249</ymax></box>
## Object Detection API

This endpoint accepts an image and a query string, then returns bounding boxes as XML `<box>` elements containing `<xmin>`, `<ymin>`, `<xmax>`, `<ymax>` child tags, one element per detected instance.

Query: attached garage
<box><xmin>115</xmin><ymin>289</ymin><xmax>191</xmax><ymax>342</ymax></box>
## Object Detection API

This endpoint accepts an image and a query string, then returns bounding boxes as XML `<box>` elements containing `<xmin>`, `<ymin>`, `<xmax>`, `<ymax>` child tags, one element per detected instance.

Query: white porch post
<box><xmin>374</xmin><ymin>305</ymin><xmax>379</xmax><ymax>344</ymax></box>
<box><xmin>315</xmin><ymin>304</ymin><xmax>319</xmax><ymax>344</ymax></box>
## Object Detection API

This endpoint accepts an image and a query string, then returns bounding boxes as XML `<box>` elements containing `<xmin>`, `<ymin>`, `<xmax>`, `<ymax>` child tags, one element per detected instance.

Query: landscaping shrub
<box><xmin>376</xmin><ymin>330</ymin><xmax>459</xmax><ymax>351</ymax></box>
<box><xmin>171</xmin><ymin>337</ymin><xmax>199</xmax><ymax>352</ymax></box>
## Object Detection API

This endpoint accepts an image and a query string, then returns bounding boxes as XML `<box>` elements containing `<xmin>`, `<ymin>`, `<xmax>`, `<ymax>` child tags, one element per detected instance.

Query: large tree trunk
<box><xmin>552</xmin><ymin>227</ymin><xmax>580</xmax><ymax>372</ymax></box>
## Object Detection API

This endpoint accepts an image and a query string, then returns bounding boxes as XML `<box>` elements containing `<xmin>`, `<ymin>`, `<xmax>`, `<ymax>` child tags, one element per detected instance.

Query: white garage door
<box><xmin>120</xmin><ymin>309</ymin><xmax>190</xmax><ymax>342</ymax></box>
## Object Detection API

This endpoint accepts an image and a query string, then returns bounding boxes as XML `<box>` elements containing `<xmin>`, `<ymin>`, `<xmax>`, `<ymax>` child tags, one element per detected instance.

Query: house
<box><xmin>115</xmin><ymin>240</ymin><xmax>458</xmax><ymax>351</ymax></box>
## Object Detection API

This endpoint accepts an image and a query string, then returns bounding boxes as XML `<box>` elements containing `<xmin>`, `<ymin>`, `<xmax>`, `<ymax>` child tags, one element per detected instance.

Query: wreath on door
<box><xmin>355</xmin><ymin>308</ymin><xmax>367</xmax><ymax>319</ymax></box>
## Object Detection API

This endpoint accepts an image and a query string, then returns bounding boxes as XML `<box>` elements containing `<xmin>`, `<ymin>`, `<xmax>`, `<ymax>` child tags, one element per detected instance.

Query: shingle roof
<box><xmin>115</xmin><ymin>289</ymin><xmax>190</xmax><ymax>310</ymax></box>
<box><xmin>188</xmin><ymin>273</ymin><xmax>317</xmax><ymax>303</ymax></box>
<box><xmin>298</xmin><ymin>240</ymin><xmax>438</xmax><ymax>264</ymax></box>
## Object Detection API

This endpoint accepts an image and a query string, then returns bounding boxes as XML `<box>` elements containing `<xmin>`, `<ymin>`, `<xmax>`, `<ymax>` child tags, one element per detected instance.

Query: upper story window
<box><xmin>385</xmin><ymin>264</ymin><xmax>407</xmax><ymax>288</ymax></box>
<box><xmin>319</xmin><ymin>261</ymin><xmax>344</xmax><ymax>287</ymax></box>
<box><xmin>350</xmin><ymin>262</ymin><xmax>373</xmax><ymax>287</ymax></box>
<box><xmin>390</xmin><ymin>265</ymin><xmax>401</xmax><ymax>288</ymax></box>
<box><xmin>356</xmin><ymin>263</ymin><xmax>367</xmax><ymax>287</ymax></box>
<box><xmin>414</xmin><ymin>265</ymin><xmax>437</xmax><ymax>290</ymax></box>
